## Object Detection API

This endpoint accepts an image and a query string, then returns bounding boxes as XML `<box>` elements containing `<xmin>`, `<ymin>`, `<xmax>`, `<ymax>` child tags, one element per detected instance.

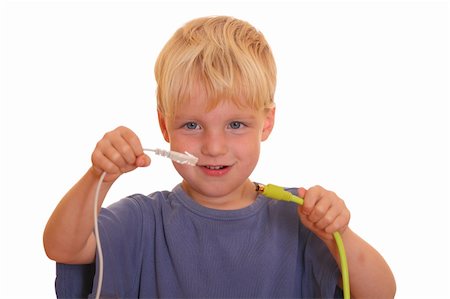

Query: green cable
<box><xmin>256</xmin><ymin>183</ymin><xmax>350</xmax><ymax>299</ymax></box>
<box><xmin>332</xmin><ymin>231</ymin><xmax>350</xmax><ymax>299</ymax></box>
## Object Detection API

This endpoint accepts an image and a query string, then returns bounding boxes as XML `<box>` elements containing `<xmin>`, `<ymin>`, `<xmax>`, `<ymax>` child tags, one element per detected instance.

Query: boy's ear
<box><xmin>261</xmin><ymin>107</ymin><xmax>276</xmax><ymax>141</ymax></box>
<box><xmin>158</xmin><ymin>111</ymin><xmax>170</xmax><ymax>142</ymax></box>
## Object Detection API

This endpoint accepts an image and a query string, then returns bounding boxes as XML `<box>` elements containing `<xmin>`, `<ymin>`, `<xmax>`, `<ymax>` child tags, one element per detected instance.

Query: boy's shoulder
<box><xmin>99</xmin><ymin>189</ymin><xmax>175</xmax><ymax>224</ymax></box>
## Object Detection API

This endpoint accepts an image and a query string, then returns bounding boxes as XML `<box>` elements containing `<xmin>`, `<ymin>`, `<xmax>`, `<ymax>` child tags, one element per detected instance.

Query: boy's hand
<box><xmin>297</xmin><ymin>186</ymin><xmax>350</xmax><ymax>241</ymax></box>
<box><xmin>91</xmin><ymin>126</ymin><xmax>150</xmax><ymax>182</ymax></box>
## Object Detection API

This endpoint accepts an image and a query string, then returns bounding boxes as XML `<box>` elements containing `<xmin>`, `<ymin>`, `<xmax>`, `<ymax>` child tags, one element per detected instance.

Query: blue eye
<box><xmin>184</xmin><ymin>122</ymin><xmax>199</xmax><ymax>130</ymax></box>
<box><xmin>229</xmin><ymin>121</ymin><xmax>243</xmax><ymax>129</ymax></box>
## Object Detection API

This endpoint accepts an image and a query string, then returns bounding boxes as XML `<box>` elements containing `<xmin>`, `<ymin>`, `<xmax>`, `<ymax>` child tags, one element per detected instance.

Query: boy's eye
<box><xmin>184</xmin><ymin>122</ymin><xmax>199</xmax><ymax>130</ymax></box>
<box><xmin>228</xmin><ymin>121</ymin><xmax>244</xmax><ymax>129</ymax></box>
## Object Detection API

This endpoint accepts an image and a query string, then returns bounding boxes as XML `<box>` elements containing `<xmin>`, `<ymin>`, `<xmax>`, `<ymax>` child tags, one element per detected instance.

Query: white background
<box><xmin>1</xmin><ymin>0</ymin><xmax>449</xmax><ymax>298</ymax></box>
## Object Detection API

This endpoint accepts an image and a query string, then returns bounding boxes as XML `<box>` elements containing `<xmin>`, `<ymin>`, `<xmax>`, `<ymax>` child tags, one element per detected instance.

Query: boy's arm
<box><xmin>43</xmin><ymin>167</ymin><xmax>113</xmax><ymax>264</ymax></box>
<box><xmin>43</xmin><ymin>126</ymin><xmax>150</xmax><ymax>264</ymax></box>
<box><xmin>297</xmin><ymin>186</ymin><xmax>396</xmax><ymax>298</ymax></box>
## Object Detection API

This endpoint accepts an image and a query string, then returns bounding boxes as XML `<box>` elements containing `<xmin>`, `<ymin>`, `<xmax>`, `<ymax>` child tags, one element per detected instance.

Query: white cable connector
<box><xmin>94</xmin><ymin>148</ymin><xmax>197</xmax><ymax>299</ymax></box>
<box><xmin>143</xmin><ymin>148</ymin><xmax>199</xmax><ymax>166</ymax></box>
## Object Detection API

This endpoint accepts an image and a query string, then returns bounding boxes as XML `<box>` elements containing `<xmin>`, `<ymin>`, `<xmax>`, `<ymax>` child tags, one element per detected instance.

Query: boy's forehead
<box><xmin>177</xmin><ymin>96</ymin><xmax>252</xmax><ymax>114</ymax></box>
<box><xmin>180</xmin><ymin>84</ymin><xmax>252</xmax><ymax>111</ymax></box>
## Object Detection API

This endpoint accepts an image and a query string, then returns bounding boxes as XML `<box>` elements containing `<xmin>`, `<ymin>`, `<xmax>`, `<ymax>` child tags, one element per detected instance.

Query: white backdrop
<box><xmin>1</xmin><ymin>0</ymin><xmax>449</xmax><ymax>298</ymax></box>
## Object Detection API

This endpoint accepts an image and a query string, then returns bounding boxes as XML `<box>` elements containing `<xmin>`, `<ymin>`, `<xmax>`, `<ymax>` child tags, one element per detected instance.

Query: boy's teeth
<box><xmin>206</xmin><ymin>165</ymin><xmax>224</xmax><ymax>170</ymax></box>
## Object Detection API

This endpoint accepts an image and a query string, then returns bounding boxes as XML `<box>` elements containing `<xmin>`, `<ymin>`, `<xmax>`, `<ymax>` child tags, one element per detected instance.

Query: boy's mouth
<box><xmin>200</xmin><ymin>164</ymin><xmax>231</xmax><ymax>176</ymax></box>
<box><xmin>204</xmin><ymin>165</ymin><xmax>226</xmax><ymax>170</ymax></box>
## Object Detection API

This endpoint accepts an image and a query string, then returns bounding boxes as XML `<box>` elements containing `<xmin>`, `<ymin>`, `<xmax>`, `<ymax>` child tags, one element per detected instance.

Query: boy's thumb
<box><xmin>136</xmin><ymin>154</ymin><xmax>151</xmax><ymax>167</ymax></box>
<box><xmin>298</xmin><ymin>187</ymin><xmax>307</xmax><ymax>199</ymax></box>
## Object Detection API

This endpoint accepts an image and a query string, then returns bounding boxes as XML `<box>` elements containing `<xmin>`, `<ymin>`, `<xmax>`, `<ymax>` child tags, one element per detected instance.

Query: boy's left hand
<box><xmin>297</xmin><ymin>186</ymin><xmax>350</xmax><ymax>241</ymax></box>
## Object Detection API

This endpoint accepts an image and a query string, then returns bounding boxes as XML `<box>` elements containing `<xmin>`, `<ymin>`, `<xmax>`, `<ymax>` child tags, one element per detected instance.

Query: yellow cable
<box><xmin>256</xmin><ymin>183</ymin><xmax>350</xmax><ymax>299</ymax></box>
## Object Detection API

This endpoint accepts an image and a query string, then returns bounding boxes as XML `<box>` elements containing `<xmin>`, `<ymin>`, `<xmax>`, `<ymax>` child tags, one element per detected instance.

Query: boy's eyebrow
<box><xmin>172</xmin><ymin>113</ymin><xmax>259</xmax><ymax>121</ymax></box>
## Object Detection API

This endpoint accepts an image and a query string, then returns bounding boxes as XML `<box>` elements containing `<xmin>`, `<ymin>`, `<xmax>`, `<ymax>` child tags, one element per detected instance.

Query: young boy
<box><xmin>44</xmin><ymin>16</ymin><xmax>396</xmax><ymax>298</ymax></box>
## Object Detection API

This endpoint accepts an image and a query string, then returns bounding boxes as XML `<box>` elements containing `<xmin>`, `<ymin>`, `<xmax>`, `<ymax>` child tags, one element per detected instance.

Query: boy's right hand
<box><xmin>91</xmin><ymin>126</ymin><xmax>150</xmax><ymax>182</ymax></box>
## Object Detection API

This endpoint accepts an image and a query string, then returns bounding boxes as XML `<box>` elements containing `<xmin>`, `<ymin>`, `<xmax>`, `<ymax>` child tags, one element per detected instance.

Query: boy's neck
<box><xmin>181</xmin><ymin>179</ymin><xmax>258</xmax><ymax>210</ymax></box>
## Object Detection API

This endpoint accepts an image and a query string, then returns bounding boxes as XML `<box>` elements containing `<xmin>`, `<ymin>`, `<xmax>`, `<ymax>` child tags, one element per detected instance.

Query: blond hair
<box><xmin>155</xmin><ymin>16</ymin><xmax>276</xmax><ymax>117</ymax></box>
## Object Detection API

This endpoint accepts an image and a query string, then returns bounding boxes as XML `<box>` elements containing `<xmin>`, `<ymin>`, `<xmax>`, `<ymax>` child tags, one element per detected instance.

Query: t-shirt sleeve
<box><xmin>89</xmin><ymin>195</ymin><xmax>152</xmax><ymax>298</ymax></box>
<box><xmin>302</xmin><ymin>230</ymin><xmax>342</xmax><ymax>298</ymax></box>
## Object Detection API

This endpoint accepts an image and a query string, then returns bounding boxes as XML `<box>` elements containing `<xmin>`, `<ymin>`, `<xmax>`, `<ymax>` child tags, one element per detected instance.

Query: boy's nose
<box><xmin>201</xmin><ymin>130</ymin><xmax>228</xmax><ymax>157</ymax></box>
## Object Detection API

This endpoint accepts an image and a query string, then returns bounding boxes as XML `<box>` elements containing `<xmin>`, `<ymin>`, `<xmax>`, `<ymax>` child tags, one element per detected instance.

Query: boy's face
<box><xmin>158</xmin><ymin>88</ymin><xmax>275</xmax><ymax>209</ymax></box>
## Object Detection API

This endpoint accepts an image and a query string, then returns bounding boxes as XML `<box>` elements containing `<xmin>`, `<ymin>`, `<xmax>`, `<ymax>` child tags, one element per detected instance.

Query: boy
<box><xmin>44</xmin><ymin>16</ymin><xmax>396</xmax><ymax>298</ymax></box>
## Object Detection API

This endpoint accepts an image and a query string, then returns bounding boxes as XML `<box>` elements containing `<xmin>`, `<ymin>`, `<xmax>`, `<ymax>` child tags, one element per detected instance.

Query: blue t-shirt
<box><xmin>88</xmin><ymin>184</ymin><xmax>341</xmax><ymax>298</ymax></box>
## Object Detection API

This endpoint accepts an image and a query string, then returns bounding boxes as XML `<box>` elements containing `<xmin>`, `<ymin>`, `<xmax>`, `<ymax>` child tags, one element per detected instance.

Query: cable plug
<box><xmin>145</xmin><ymin>148</ymin><xmax>198</xmax><ymax>166</ymax></box>
<box><xmin>255</xmin><ymin>183</ymin><xmax>304</xmax><ymax>205</ymax></box>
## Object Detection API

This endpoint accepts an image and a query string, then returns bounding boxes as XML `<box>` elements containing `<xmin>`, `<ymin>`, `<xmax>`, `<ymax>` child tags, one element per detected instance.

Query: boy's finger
<box><xmin>94</xmin><ymin>152</ymin><xmax>121</xmax><ymax>174</ymax></box>
<box><xmin>315</xmin><ymin>206</ymin><xmax>339</xmax><ymax>230</ymax></box>
<box><xmin>298</xmin><ymin>187</ymin><xmax>307</xmax><ymax>199</ymax></box>
<box><xmin>120</xmin><ymin>127</ymin><xmax>144</xmax><ymax>157</ymax></box>
<box><xmin>111</xmin><ymin>137</ymin><xmax>137</xmax><ymax>165</ymax></box>
<box><xmin>103</xmin><ymin>144</ymin><xmax>128</xmax><ymax>167</ymax></box>
<box><xmin>308</xmin><ymin>197</ymin><xmax>332</xmax><ymax>223</ymax></box>
<box><xmin>325</xmin><ymin>213</ymin><xmax>349</xmax><ymax>234</ymax></box>
<box><xmin>136</xmin><ymin>154</ymin><xmax>151</xmax><ymax>167</ymax></box>
<box><xmin>301</xmin><ymin>185</ymin><xmax>322</xmax><ymax>215</ymax></box>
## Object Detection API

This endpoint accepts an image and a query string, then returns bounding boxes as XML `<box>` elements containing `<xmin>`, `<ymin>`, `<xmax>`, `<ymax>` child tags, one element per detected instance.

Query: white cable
<box><xmin>93</xmin><ymin>149</ymin><xmax>197</xmax><ymax>299</ymax></box>
<box><xmin>94</xmin><ymin>172</ymin><xmax>106</xmax><ymax>299</ymax></box>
